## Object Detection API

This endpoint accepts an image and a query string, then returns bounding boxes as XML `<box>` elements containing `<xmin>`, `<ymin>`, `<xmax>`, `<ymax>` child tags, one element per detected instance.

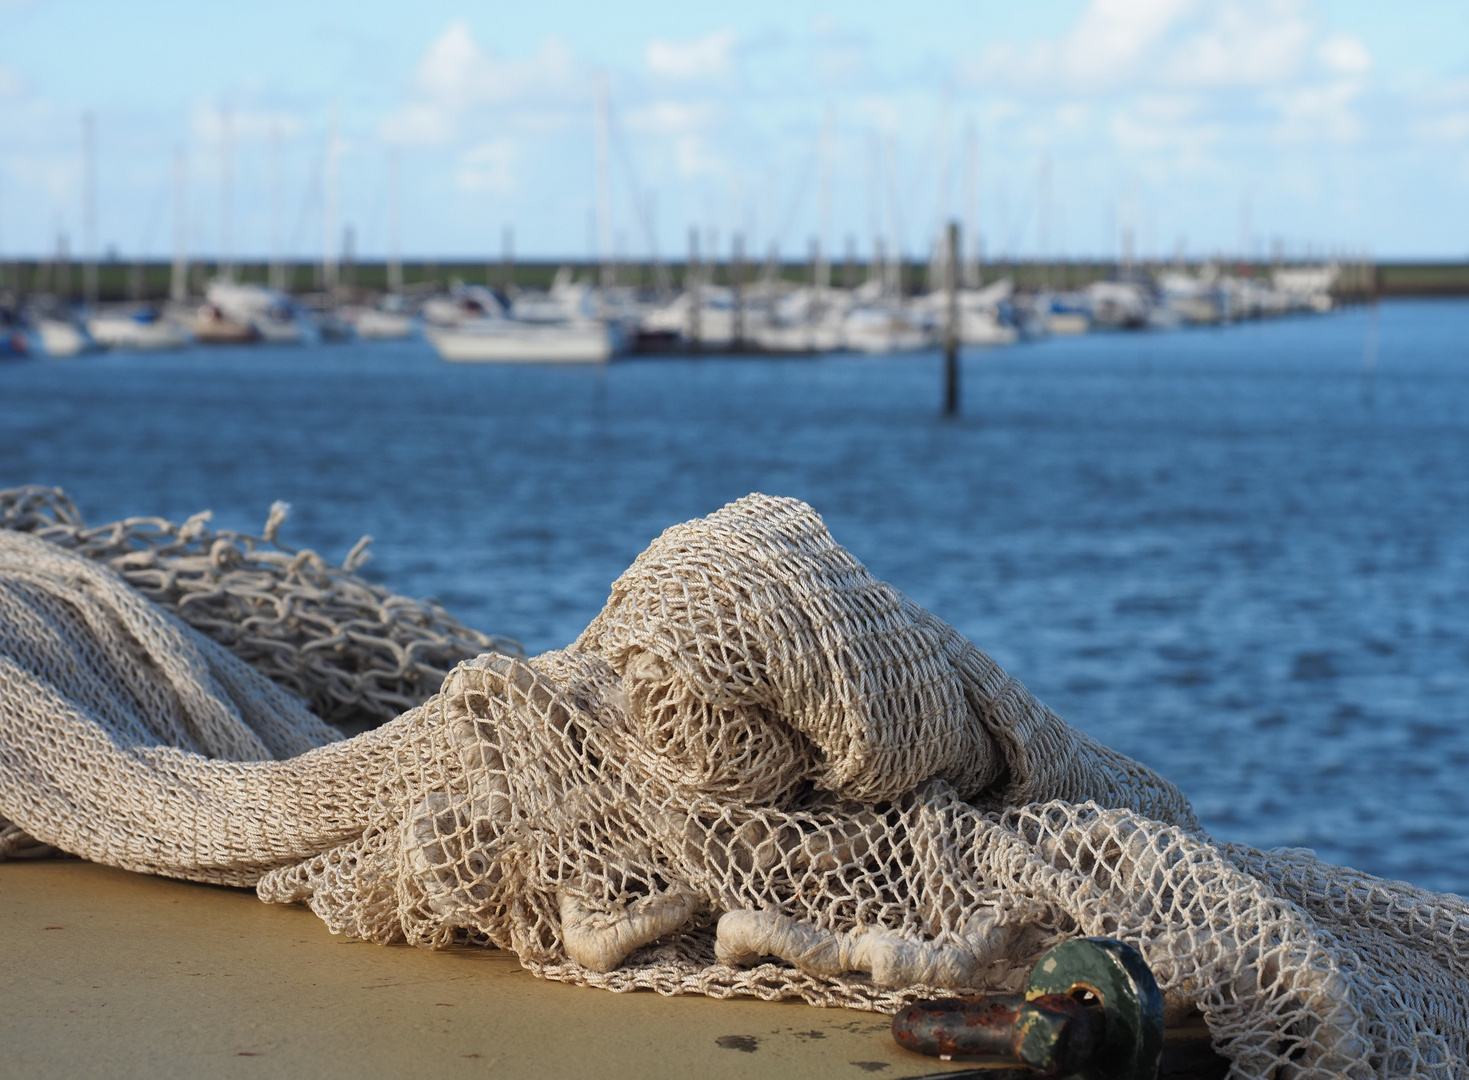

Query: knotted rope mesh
<box><xmin>1</xmin><ymin>488</ymin><xmax>1466</xmax><ymax>1079</ymax></box>
<box><xmin>0</xmin><ymin>485</ymin><xmax>520</xmax><ymax>728</ymax></box>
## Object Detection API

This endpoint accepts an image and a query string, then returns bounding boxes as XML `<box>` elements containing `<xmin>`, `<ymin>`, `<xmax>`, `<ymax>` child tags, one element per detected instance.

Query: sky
<box><xmin>0</xmin><ymin>0</ymin><xmax>1466</xmax><ymax>262</ymax></box>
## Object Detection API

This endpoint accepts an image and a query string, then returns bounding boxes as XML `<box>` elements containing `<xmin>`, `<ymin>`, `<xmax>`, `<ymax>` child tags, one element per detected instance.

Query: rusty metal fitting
<box><xmin>891</xmin><ymin>937</ymin><xmax>1167</xmax><ymax>1080</ymax></box>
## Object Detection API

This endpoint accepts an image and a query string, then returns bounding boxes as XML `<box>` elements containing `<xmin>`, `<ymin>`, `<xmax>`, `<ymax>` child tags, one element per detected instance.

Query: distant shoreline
<box><xmin>3</xmin><ymin>258</ymin><xmax>1466</xmax><ymax>302</ymax></box>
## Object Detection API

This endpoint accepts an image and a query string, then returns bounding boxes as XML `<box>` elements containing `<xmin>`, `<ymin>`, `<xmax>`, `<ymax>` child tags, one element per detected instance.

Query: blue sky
<box><xmin>1</xmin><ymin>0</ymin><xmax>1466</xmax><ymax>261</ymax></box>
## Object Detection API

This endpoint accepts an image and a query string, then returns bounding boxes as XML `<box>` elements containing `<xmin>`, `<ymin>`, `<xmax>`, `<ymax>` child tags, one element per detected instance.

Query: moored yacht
<box><xmin>88</xmin><ymin>308</ymin><xmax>189</xmax><ymax>351</ymax></box>
<box><xmin>201</xmin><ymin>281</ymin><xmax>304</xmax><ymax>344</ymax></box>
<box><xmin>425</xmin><ymin>279</ymin><xmax>623</xmax><ymax>363</ymax></box>
<box><xmin>428</xmin><ymin>318</ymin><xmax>623</xmax><ymax>363</ymax></box>
<box><xmin>36</xmin><ymin>316</ymin><xmax>99</xmax><ymax>357</ymax></box>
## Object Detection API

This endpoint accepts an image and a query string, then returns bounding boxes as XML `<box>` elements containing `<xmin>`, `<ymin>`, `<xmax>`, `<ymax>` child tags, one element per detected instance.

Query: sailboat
<box><xmin>35</xmin><ymin>316</ymin><xmax>99</xmax><ymax>357</ymax></box>
<box><xmin>841</xmin><ymin>280</ymin><xmax>931</xmax><ymax>354</ymax></box>
<box><xmin>88</xmin><ymin>308</ymin><xmax>189</xmax><ymax>351</ymax></box>
<box><xmin>195</xmin><ymin>281</ymin><xmax>303</xmax><ymax>344</ymax></box>
<box><xmin>426</xmin><ymin>276</ymin><xmax>624</xmax><ymax>364</ymax></box>
<box><xmin>342</xmin><ymin>296</ymin><xmax>415</xmax><ymax>340</ymax></box>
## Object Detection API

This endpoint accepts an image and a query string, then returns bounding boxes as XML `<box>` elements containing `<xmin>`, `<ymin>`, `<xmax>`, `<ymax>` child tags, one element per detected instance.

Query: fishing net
<box><xmin>1</xmin><ymin>488</ymin><xmax>1465</xmax><ymax>1079</ymax></box>
<box><xmin>0</xmin><ymin>485</ymin><xmax>520</xmax><ymax>728</ymax></box>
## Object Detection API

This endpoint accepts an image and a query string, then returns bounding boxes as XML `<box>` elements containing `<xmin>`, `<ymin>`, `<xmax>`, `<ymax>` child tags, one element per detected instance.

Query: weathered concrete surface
<box><xmin>1</xmin><ymin>861</ymin><xmax>971</xmax><ymax>1080</ymax></box>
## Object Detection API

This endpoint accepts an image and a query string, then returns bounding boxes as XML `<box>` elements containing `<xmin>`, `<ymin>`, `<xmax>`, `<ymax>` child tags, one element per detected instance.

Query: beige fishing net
<box><xmin>1</xmin><ymin>487</ymin><xmax>1466</xmax><ymax>1079</ymax></box>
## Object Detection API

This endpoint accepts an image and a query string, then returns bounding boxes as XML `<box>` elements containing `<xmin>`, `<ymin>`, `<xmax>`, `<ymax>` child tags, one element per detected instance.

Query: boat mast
<box><xmin>387</xmin><ymin>149</ymin><xmax>403</xmax><ymax>295</ymax></box>
<box><xmin>961</xmin><ymin>118</ymin><xmax>980</xmax><ymax>287</ymax></box>
<box><xmin>929</xmin><ymin>88</ymin><xmax>952</xmax><ymax>295</ymax></box>
<box><xmin>593</xmin><ymin>73</ymin><xmax>614</xmax><ymax>290</ymax></box>
<box><xmin>883</xmin><ymin>134</ymin><xmax>903</xmax><ymax>295</ymax></box>
<box><xmin>220</xmin><ymin>105</ymin><xmax>234</xmax><ymax>282</ymax></box>
<box><xmin>865</xmin><ymin>133</ymin><xmax>882</xmax><ymax>290</ymax></box>
<box><xmin>1038</xmin><ymin>154</ymin><xmax>1051</xmax><ymax>288</ymax></box>
<box><xmin>170</xmin><ymin>148</ymin><xmax>188</xmax><ymax>303</ymax></box>
<box><xmin>82</xmin><ymin>111</ymin><xmax>97</xmax><ymax>306</ymax></box>
<box><xmin>269</xmin><ymin>124</ymin><xmax>285</xmax><ymax>291</ymax></box>
<box><xmin>323</xmin><ymin>101</ymin><xmax>340</xmax><ymax>293</ymax></box>
<box><xmin>816</xmin><ymin>107</ymin><xmax>833</xmax><ymax>291</ymax></box>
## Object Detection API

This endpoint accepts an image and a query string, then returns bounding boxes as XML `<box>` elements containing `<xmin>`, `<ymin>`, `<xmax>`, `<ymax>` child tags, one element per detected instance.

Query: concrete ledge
<box><xmin>1</xmin><ymin>861</ymin><xmax>972</xmax><ymax>1080</ymax></box>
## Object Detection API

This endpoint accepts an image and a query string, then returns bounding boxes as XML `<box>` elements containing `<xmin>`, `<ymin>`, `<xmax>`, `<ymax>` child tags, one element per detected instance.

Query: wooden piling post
<box><xmin>943</xmin><ymin>220</ymin><xmax>961</xmax><ymax>417</ymax></box>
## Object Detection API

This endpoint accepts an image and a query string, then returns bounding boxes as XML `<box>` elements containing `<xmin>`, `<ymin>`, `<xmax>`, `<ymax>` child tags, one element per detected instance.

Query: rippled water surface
<box><xmin>4</xmin><ymin>298</ymin><xmax>1468</xmax><ymax>893</ymax></box>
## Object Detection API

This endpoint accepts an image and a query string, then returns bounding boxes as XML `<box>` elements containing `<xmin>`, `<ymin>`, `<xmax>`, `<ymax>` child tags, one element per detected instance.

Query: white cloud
<box><xmin>380</xmin><ymin>21</ymin><xmax>586</xmax><ymax>146</ymax></box>
<box><xmin>1408</xmin><ymin>78</ymin><xmax>1469</xmax><ymax>147</ymax></box>
<box><xmin>1158</xmin><ymin>1</ymin><xmax>1314</xmax><ymax>88</ymax></box>
<box><xmin>1061</xmin><ymin>0</ymin><xmax>1194</xmax><ymax>90</ymax></box>
<box><xmin>455</xmin><ymin>138</ymin><xmax>518</xmax><ymax>194</ymax></box>
<box><xmin>674</xmin><ymin>135</ymin><xmax>722</xmax><ymax>177</ymax></box>
<box><xmin>966</xmin><ymin>0</ymin><xmax>1319</xmax><ymax>94</ymax></box>
<box><xmin>1420</xmin><ymin>76</ymin><xmax>1469</xmax><ymax>109</ymax></box>
<box><xmin>1109</xmin><ymin>101</ymin><xmax>1222</xmax><ymax>165</ymax></box>
<box><xmin>1412</xmin><ymin>113</ymin><xmax>1469</xmax><ymax>144</ymax></box>
<box><xmin>645</xmin><ymin>29</ymin><xmax>737</xmax><ymax>82</ymax></box>
<box><xmin>379</xmin><ymin>101</ymin><xmax>454</xmax><ymax>146</ymax></box>
<box><xmin>966</xmin><ymin>0</ymin><xmax>1191</xmax><ymax>94</ymax></box>
<box><xmin>1318</xmin><ymin>33</ymin><xmax>1371</xmax><ymax>76</ymax></box>
<box><xmin>1267</xmin><ymin>78</ymin><xmax>1365</xmax><ymax>143</ymax></box>
<box><xmin>624</xmin><ymin>101</ymin><xmax>716</xmax><ymax>136</ymax></box>
<box><xmin>416</xmin><ymin>21</ymin><xmax>580</xmax><ymax>104</ymax></box>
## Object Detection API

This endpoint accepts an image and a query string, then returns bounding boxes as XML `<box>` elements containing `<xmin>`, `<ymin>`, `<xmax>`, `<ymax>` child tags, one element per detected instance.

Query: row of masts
<box><xmin>9</xmin><ymin>104</ymin><xmax>1378</xmax><ymax>311</ymax></box>
<box><xmin>0</xmin><ymin>248</ymin><xmax>1382</xmax><ymax>308</ymax></box>
<box><xmin>30</xmin><ymin>108</ymin><xmax>383</xmax><ymax>307</ymax></box>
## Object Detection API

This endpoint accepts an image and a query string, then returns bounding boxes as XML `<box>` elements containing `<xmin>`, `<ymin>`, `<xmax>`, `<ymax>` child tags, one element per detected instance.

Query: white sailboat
<box><xmin>88</xmin><ymin>309</ymin><xmax>189</xmax><ymax>351</ymax></box>
<box><xmin>842</xmin><ymin>303</ymin><xmax>933</xmax><ymax>354</ymax></box>
<box><xmin>203</xmin><ymin>281</ymin><xmax>304</xmax><ymax>344</ymax></box>
<box><xmin>36</xmin><ymin>317</ymin><xmax>99</xmax><ymax>357</ymax></box>
<box><xmin>426</xmin><ymin>279</ymin><xmax>623</xmax><ymax>363</ymax></box>
<box><xmin>342</xmin><ymin>297</ymin><xmax>415</xmax><ymax>340</ymax></box>
<box><xmin>421</xmin><ymin>285</ymin><xmax>505</xmax><ymax>328</ymax></box>
<box><xmin>1086</xmin><ymin>280</ymin><xmax>1152</xmax><ymax>329</ymax></box>
<box><xmin>428</xmin><ymin>319</ymin><xmax>622</xmax><ymax>363</ymax></box>
<box><xmin>953</xmin><ymin>278</ymin><xmax>1022</xmax><ymax>345</ymax></box>
<box><xmin>1271</xmin><ymin>265</ymin><xmax>1337</xmax><ymax>313</ymax></box>
<box><xmin>751</xmin><ymin>286</ymin><xmax>848</xmax><ymax>354</ymax></box>
<box><xmin>640</xmin><ymin>287</ymin><xmax>739</xmax><ymax>351</ymax></box>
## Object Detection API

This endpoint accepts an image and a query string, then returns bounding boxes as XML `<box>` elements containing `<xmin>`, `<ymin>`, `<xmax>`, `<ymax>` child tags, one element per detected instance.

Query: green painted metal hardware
<box><xmin>891</xmin><ymin>937</ymin><xmax>1167</xmax><ymax>1079</ymax></box>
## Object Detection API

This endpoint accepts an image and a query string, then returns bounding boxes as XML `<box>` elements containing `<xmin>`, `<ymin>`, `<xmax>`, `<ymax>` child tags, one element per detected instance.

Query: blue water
<box><xmin>4</xmin><ymin>299</ymin><xmax>1468</xmax><ymax>894</ymax></box>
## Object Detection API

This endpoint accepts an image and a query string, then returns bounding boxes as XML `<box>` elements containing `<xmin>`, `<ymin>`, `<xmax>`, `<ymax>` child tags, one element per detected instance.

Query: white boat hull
<box><xmin>88</xmin><ymin>316</ymin><xmax>189</xmax><ymax>351</ymax></box>
<box><xmin>254</xmin><ymin>317</ymin><xmax>304</xmax><ymax>345</ymax></box>
<box><xmin>353</xmin><ymin>311</ymin><xmax>415</xmax><ymax>340</ymax></box>
<box><xmin>428</xmin><ymin>321</ymin><xmax>618</xmax><ymax>364</ymax></box>
<box><xmin>37</xmin><ymin>320</ymin><xmax>97</xmax><ymax>357</ymax></box>
<box><xmin>752</xmin><ymin>323</ymin><xmax>845</xmax><ymax>355</ymax></box>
